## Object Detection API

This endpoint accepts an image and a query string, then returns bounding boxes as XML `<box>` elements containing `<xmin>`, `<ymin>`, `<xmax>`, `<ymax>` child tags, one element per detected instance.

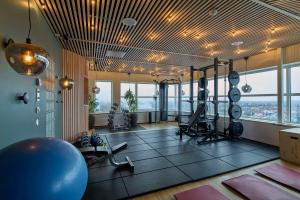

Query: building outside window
<box><xmin>95</xmin><ymin>81</ymin><xmax>112</xmax><ymax>113</ymax></box>
<box><xmin>238</xmin><ymin>68</ymin><xmax>278</xmax><ymax>121</ymax></box>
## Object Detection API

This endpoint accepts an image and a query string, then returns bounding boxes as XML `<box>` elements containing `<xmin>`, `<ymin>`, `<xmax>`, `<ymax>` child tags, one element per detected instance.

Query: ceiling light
<box><xmin>210</xmin><ymin>51</ymin><xmax>215</xmax><ymax>56</ymax></box>
<box><xmin>59</xmin><ymin>76</ymin><xmax>74</xmax><ymax>90</ymax></box>
<box><xmin>195</xmin><ymin>34</ymin><xmax>201</xmax><ymax>39</ymax></box>
<box><xmin>266</xmin><ymin>40</ymin><xmax>271</xmax><ymax>45</ymax></box>
<box><xmin>231</xmin><ymin>41</ymin><xmax>243</xmax><ymax>46</ymax></box>
<box><xmin>208</xmin><ymin>8</ymin><xmax>218</xmax><ymax>16</ymax></box>
<box><xmin>264</xmin><ymin>48</ymin><xmax>269</xmax><ymax>53</ymax></box>
<box><xmin>4</xmin><ymin>0</ymin><xmax>49</xmax><ymax>76</ymax></box>
<box><xmin>122</xmin><ymin>18</ymin><xmax>137</xmax><ymax>27</ymax></box>
<box><xmin>237</xmin><ymin>49</ymin><xmax>241</xmax><ymax>54</ymax></box>
<box><xmin>166</xmin><ymin>14</ymin><xmax>173</xmax><ymax>22</ymax></box>
<box><xmin>105</xmin><ymin>50</ymin><xmax>126</xmax><ymax>58</ymax></box>
<box><xmin>91</xmin><ymin>0</ymin><xmax>96</xmax><ymax>5</ymax></box>
<box><xmin>183</xmin><ymin>31</ymin><xmax>188</xmax><ymax>37</ymax></box>
<box><xmin>41</xmin><ymin>3</ymin><xmax>46</xmax><ymax>9</ymax></box>
<box><xmin>90</xmin><ymin>24</ymin><xmax>95</xmax><ymax>30</ymax></box>
<box><xmin>119</xmin><ymin>36</ymin><xmax>125</xmax><ymax>43</ymax></box>
<box><xmin>232</xmin><ymin>31</ymin><xmax>236</xmax><ymax>37</ymax></box>
<box><xmin>271</xmin><ymin>28</ymin><xmax>276</xmax><ymax>34</ymax></box>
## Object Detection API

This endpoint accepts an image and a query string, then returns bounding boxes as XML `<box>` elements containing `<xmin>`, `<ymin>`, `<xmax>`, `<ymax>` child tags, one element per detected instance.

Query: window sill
<box><xmin>218</xmin><ymin>115</ymin><xmax>300</xmax><ymax>127</ymax></box>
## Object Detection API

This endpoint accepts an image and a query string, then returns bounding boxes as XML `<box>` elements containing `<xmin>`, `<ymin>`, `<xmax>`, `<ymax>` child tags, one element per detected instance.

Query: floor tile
<box><xmin>115</xmin><ymin>149</ymin><xmax>161</xmax><ymax>162</ymax></box>
<box><xmin>123</xmin><ymin>167</ymin><xmax>191</xmax><ymax>196</ymax></box>
<box><xmin>220</xmin><ymin>152</ymin><xmax>270</xmax><ymax>168</ymax></box>
<box><xmin>250</xmin><ymin>147</ymin><xmax>279</xmax><ymax>159</ymax></box>
<box><xmin>120</xmin><ymin>157</ymin><xmax>174</xmax><ymax>176</ymax></box>
<box><xmin>166</xmin><ymin>150</ymin><xmax>213</xmax><ymax>165</ymax></box>
<box><xmin>88</xmin><ymin>165</ymin><xmax>121</xmax><ymax>183</ymax></box>
<box><xmin>178</xmin><ymin>159</ymin><xmax>236</xmax><ymax>180</ymax></box>
<box><xmin>144</xmin><ymin>136</ymin><xmax>176</xmax><ymax>143</ymax></box>
<box><xmin>120</xmin><ymin>143</ymin><xmax>153</xmax><ymax>154</ymax></box>
<box><xmin>149</xmin><ymin>139</ymin><xmax>190</xmax><ymax>149</ymax></box>
<box><xmin>83</xmin><ymin>178</ymin><xmax>128</xmax><ymax>200</ymax></box>
<box><xmin>108</xmin><ymin>138</ymin><xmax>145</xmax><ymax>146</ymax></box>
<box><xmin>156</xmin><ymin>145</ymin><xmax>198</xmax><ymax>156</ymax></box>
<box><xmin>201</xmin><ymin>144</ymin><xmax>247</xmax><ymax>157</ymax></box>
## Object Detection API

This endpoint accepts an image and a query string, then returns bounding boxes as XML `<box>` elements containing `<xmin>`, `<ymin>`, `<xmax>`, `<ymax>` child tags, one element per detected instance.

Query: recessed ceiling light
<box><xmin>122</xmin><ymin>18</ymin><xmax>137</xmax><ymax>27</ymax></box>
<box><xmin>208</xmin><ymin>8</ymin><xmax>218</xmax><ymax>16</ymax></box>
<box><xmin>91</xmin><ymin>0</ymin><xmax>96</xmax><ymax>5</ymax></box>
<box><xmin>231</xmin><ymin>41</ymin><xmax>243</xmax><ymax>46</ymax></box>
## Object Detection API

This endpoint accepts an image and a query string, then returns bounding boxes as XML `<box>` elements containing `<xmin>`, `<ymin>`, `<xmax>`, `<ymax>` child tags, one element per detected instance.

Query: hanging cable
<box><xmin>27</xmin><ymin>0</ymin><xmax>32</xmax><ymax>41</ymax></box>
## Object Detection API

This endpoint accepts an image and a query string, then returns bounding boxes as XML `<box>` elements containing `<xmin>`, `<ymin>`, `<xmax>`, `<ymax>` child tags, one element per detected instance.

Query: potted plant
<box><xmin>88</xmin><ymin>93</ymin><xmax>99</xmax><ymax>129</ymax></box>
<box><xmin>124</xmin><ymin>89</ymin><xmax>138</xmax><ymax>127</ymax></box>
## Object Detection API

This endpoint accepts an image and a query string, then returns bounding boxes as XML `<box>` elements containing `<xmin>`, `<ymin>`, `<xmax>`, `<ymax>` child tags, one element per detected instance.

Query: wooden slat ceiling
<box><xmin>36</xmin><ymin>0</ymin><xmax>300</xmax><ymax>75</ymax></box>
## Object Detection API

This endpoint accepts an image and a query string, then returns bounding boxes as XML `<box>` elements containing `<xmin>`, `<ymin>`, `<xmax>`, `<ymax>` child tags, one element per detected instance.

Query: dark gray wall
<box><xmin>0</xmin><ymin>0</ymin><xmax>62</xmax><ymax>148</ymax></box>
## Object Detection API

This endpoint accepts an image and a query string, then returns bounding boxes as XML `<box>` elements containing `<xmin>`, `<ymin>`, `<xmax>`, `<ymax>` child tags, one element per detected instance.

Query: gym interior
<box><xmin>1</xmin><ymin>0</ymin><xmax>300</xmax><ymax>200</ymax></box>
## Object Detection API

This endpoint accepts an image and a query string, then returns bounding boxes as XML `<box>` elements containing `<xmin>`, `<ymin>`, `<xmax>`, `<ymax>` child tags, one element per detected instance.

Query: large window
<box><xmin>137</xmin><ymin>83</ymin><xmax>156</xmax><ymax>111</ymax></box>
<box><xmin>120</xmin><ymin>82</ymin><xmax>136</xmax><ymax>110</ymax></box>
<box><xmin>95</xmin><ymin>81</ymin><xmax>112</xmax><ymax>112</ymax></box>
<box><xmin>205</xmin><ymin>68</ymin><xmax>278</xmax><ymax>121</ymax></box>
<box><xmin>168</xmin><ymin>84</ymin><xmax>178</xmax><ymax>111</ymax></box>
<box><xmin>283</xmin><ymin>64</ymin><xmax>300</xmax><ymax>123</ymax></box>
<box><xmin>238</xmin><ymin>68</ymin><xmax>278</xmax><ymax>121</ymax></box>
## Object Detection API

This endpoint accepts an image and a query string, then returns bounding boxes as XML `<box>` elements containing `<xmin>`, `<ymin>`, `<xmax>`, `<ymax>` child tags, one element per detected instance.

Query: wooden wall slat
<box><xmin>62</xmin><ymin>49</ymin><xmax>88</xmax><ymax>142</ymax></box>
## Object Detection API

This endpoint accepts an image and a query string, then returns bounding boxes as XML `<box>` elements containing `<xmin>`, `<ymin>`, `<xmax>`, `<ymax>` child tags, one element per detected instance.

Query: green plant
<box><xmin>88</xmin><ymin>93</ymin><xmax>99</xmax><ymax>113</ymax></box>
<box><xmin>124</xmin><ymin>89</ymin><xmax>137</xmax><ymax>112</ymax></box>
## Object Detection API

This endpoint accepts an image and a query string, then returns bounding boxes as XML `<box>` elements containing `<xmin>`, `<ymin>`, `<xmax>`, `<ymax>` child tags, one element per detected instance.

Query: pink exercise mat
<box><xmin>222</xmin><ymin>174</ymin><xmax>300</xmax><ymax>200</ymax></box>
<box><xmin>175</xmin><ymin>185</ymin><xmax>229</xmax><ymax>200</ymax></box>
<box><xmin>255</xmin><ymin>163</ymin><xmax>300</xmax><ymax>191</ymax></box>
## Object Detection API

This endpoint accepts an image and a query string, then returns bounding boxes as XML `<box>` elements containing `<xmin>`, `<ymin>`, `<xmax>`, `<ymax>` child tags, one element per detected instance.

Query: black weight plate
<box><xmin>199</xmin><ymin>89</ymin><xmax>209</xmax><ymax>101</ymax></box>
<box><xmin>228</xmin><ymin>104</ymin><xmax>242</xmax><ymax>119</ymax></box>
<box><xmin>229</xmin><ymin>121</ymin><xmax>243</xmax><ymax>137</ymax></box>
<box><xmin>228</xmin><ymin>71</ymin><xmax>240</xmax><ymax>86</ymax></box>
<box><xmin>199</xmin><ymin>77</ymin><xmax>208</xmax><ymax>89</ymax></box>
<box><xmin>228</xmin><ymin>88</ymin><xmax>241</xmax><ymax>102</ymax></box>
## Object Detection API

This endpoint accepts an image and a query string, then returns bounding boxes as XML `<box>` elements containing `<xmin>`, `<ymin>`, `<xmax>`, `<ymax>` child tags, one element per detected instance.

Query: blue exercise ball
<box><xmin>0</xmin><ymin>137</ymin><xmax>88</xmax><ymax>200</ymax></box>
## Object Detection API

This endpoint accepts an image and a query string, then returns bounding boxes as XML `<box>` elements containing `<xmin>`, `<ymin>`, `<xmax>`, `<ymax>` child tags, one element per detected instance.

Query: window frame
<box><xmin>283</xmin><ymin>62</ymin><xmax>300</xmax><ymax>123</ymax></box>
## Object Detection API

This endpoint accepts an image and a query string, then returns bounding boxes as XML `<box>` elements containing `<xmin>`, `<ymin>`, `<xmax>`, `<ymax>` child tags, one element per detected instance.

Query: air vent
<box><xmin>105</xmin><ymin>50</ymin><xmax>126</xmax><ymax>58</ymax></box>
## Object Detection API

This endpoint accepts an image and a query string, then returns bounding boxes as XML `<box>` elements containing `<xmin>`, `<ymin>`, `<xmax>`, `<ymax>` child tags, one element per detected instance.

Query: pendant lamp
<box><xmin>4</xmin><ymin>0</ymin><xmax>49</xmax><ymax>76</ymax></box>
<box><xmin>241</xmin><ymin>57</ymin><xmax>252</xmax><ymax>93</ymax></box>
<box><xmin>92</xmin><ymin>62</ymin><xmax>100</xmax><ymax>94</ymax></box>
<box><xmin>59</xmin><ymin>76</ymin><xmax>74</xmax><ymax>90</ymax></box>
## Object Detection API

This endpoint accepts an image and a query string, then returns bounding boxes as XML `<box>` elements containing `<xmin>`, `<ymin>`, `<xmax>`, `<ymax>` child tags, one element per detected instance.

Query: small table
<box><xmin>279</xmin><ymin>128</ymin><xmax>300</xmax><ymax>165</ymax></box>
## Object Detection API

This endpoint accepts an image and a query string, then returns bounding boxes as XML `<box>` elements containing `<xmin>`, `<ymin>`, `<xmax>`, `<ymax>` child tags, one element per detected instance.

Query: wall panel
<box><xmin>62</xmin><ymin>49</ymin><xmax>88</xmax><ymax>142</ymax></box>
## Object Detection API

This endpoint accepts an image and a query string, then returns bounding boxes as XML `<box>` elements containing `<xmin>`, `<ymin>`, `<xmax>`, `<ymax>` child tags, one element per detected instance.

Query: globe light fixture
<box><xmin>4</xmin><ymin>0</ymin><xmax>49</xmax><ymax>76</ymax></box>
<box><xmin>59</xmin><ymin>76</ymin><xmax>74</xmax><ymax>90</ymax></box>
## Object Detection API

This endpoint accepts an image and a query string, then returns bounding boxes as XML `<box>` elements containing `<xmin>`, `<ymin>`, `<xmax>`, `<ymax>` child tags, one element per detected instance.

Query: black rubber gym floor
<box><xmin>83</xmin><ymin>128</ymin><xmax>279</xmax><ymax>200</ymax></box>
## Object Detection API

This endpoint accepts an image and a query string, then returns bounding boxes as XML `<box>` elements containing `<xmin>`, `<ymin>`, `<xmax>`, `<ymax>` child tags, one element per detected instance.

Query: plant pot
<box><xmin>89</xmin><ymin>114</ymin><xmax>95</xmax><ymax>130</ymax></box>
<box><xmin>130</xmin><ymin>113</ymin><xmax>138</xmax><ymax>127</ymax></box>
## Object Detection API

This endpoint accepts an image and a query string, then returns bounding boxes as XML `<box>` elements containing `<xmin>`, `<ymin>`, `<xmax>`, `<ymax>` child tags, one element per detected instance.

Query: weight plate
<box><xmin>199</xmin><ymin>77</ymin><xmax>208</xmax><ymax>89</ymax></box>
<box><xmin>229</xmin><ymin>121</ymin><xmax>243</xmax><ymax>137</ymax></box>
<box><xmin>228</xmin><ymin>104</ymin><xmax>242</xmax><ymax>119</ymax></box>
<box><xmin>228</xmin><ymin>71</ymin><xmax>240</xmax><ymax>86</ymax></box>
<box><xmin>199</xmin><ymin>89</ymin><xmax>209</xmax><ymax>101</ymax></box>
<box><xmin>228</xmin><ymin>88</ymin><xmax>241</xmax><ymax>102</ymax></box>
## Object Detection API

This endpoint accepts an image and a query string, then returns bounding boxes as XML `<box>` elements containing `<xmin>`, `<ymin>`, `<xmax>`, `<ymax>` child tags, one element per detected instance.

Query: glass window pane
<box><xmin>138</xmin><ymin>83</ymin><xmax>155</xmax><ymax>96</ymax></box>
<box><xmin>193</xmin><ymin>82</ymin><xmax>198</xmax><ymax>97</ymax></box>
<box><xmin>137</xmin><ymin>97</ymin><xmax>155</xmax><ymax>111</ymax></box>
<box><xmin>95</xmin><ymin>81</ymin><xmax>112</xmax><ymax>112</ymax></box>
<box><xmin>168</xmin><ymin>97</ymin><xmax>177</xmax><ymax>111</ymax></box>
<box><xmin>291</xmin><ymin>96</ymin><xmax>300</xmax><ymax>123</ymax></box>
<box><xmin>168</xmin><ymin>85</ymin><xmax>176</xmax><ymax>97</ymax></box>
<box><xmin>182</xmin><ymin>83</ymin><xmax>190</xmax><ymax>97</ymax></box>
<box><xmin>121</xmin><ymin>83</ymin><xmax>136</xmax><ymax>96</ymax></box>
<box><xmin>238</xmin><ymin>69</ymin><xmax>277</xmax><ymax>94</ymax></box>
<box><xmin>238</xmin><ymin>96</ymin><xmax>277</xmax><ymax>121</ymax></box>
<box><xmin>207</xmin><ymin>79</ymin><xmax>214</xmax><ymax>97</ymax></box>
<box><xmin>182</xmin><ymin>97</ymin><xmax>191</xmax><ymax>112</ymax></box>
<box><xmin>291</xmin><ymin>66</ymin><xmax>300</xmax><ymax>93</ymax></box>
